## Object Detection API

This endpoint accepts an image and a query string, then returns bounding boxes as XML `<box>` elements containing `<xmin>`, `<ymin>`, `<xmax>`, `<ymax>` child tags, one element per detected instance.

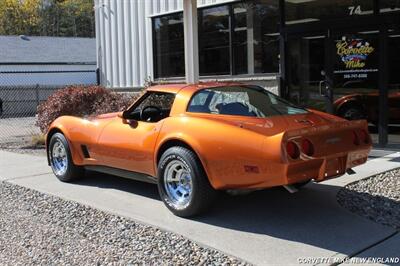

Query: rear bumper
<box><xmin>235</xmin><ymin>147</ymin><xmax>370</xmax><ymax>190</ymax></box>
<box><xmin>286</xmin><ymin>148</ymin><xmax>370</xmax><ymax>184</ymax></box>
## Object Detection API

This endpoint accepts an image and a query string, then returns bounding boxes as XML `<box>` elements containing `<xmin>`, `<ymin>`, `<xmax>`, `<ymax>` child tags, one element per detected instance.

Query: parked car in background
<box><xmin>46</xmin><ymin>83</ymin><xmax>372</xmax><ymax>217</ymax></box>
<box><xmin>334</xmin><ymin>91</ymin><xmax>400</xmax><ymax>123</ymax></box>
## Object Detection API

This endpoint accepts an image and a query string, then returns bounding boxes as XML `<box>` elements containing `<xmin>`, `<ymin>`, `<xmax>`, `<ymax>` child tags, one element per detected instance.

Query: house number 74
<box><xmin>348</xmin><ymin>5</ymin><xmax>362</xmax><ymax>15</ymax></box>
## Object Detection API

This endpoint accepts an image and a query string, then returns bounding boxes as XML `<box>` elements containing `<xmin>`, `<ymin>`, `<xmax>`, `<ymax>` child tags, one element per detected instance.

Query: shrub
<box><xmin>36</xmin><ymin>85</ymin><xmax>138</xmax><ymax>133</ymax></box>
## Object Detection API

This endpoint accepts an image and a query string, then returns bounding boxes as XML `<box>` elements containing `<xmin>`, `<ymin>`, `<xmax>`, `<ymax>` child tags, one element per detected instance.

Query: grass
<box><xmin>30</xmin><ymin>134</ymin><xmax>46</xmax><ymax>148</ymax></box>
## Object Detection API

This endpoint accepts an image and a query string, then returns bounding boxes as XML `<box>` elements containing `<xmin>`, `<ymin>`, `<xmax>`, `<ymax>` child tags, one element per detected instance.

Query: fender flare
<box><xmin>154</xmin><ymin>135</ymin><xmax>217</xmax><ymax>188</ymax></box>
<box><xmin>46</xmin><ymin>124</ymin><xmax>78</xmax><ymax>166</ymax></box>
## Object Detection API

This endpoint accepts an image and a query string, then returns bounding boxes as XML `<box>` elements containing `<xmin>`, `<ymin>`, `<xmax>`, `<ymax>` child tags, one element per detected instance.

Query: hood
<box><xmin>86</xmin><ymin>112</ymin><xmax>120</xmax><ymax>122</ymax></box>
<box><xmin>94</xmin><ymin>112</ymin><xmax>120</xmax><ymax>119</ymax></box>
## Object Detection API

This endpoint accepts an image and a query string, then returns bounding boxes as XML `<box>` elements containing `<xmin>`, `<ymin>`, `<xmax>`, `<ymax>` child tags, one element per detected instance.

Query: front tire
<box><xmin>48</xmin><ymin>133</ymin><xmax>84</xmax><ymax>182</ymax></box>
<box><xmin>157</xmin><ymin>147</ymin><xmax>217</xmax><ymax>217</ymax></box>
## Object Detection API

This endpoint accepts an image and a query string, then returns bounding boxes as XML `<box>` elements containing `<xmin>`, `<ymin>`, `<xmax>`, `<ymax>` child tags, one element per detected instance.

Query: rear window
<box><xmin>187</xmin><ymin>86</ymin><xmax>308</xmax><ymax>117</ymax></box>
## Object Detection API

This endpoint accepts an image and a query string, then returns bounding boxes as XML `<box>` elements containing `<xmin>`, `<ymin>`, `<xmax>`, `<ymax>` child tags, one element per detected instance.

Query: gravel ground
<box><xmin>337</xmin><ymin>168</ymin><xmax>400</xmax><ymax>230</ymax></box>
<box><xmin>0</xmin><ymin>182</ymin><xmax>247</xmax><ymax>265</ymax></box>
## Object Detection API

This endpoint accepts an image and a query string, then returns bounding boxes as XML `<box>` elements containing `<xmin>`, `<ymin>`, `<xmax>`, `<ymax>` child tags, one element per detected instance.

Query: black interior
<box><xmin>127</xmin><ymin>108</ymin><xmax>171</xmax><ymax>123</ymax></box>
<box><xmin>216</xmin><ymin>102</ymin><xmax>257</xmax><ymax>116</ymax></box>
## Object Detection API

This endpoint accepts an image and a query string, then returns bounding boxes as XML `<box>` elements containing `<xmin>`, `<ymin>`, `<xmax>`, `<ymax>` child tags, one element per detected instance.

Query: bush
<box><xmin>36</xmin><ymin>86</ymin><xmax>138</xmax><ymax>133</ymax></box>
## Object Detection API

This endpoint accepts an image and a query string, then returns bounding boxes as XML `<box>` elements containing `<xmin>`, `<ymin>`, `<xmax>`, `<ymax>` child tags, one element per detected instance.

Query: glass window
<box><xmin>199</xmin><ymin>6</ymin><xmax>231</xmax><ymax>75</ymax></box>
<box><xmin>135</xmin><ymin>92</ymin><xmax>175</xmax><ymax>111</ymax></box>
<box><xmin>285</xmin><ymin>0</ymin><xmax>374</xmax><ymax>25</ymax></box>
<box><xmin>153</xmin><ymin>1</ymin><xmax>280</xmax><ymax>79</ymax></box>
<box><xmin>287</xmin><ymin>34</ymin><xmax>327</xmax><ymax>111</ymax></box>
<box><xmin>153</xmin><ymin>14</ymin><xmax>185</xmax><ymax>78</ymax></box>
<box><xmin>233</xmin><ymin>5</ymin><xmax>248</xmax><ymax>74</ymax></box>
<box><xmin>187</xmin><ymin>86</ymin><xmax>308</xmax><ymax>117</ymax></box>
<box><xmin>380</xmin><ymin>0</ymin><xmax>400</xmax><ymax>13</ymax></box>
<box><xmin>388</xmin><ymin>33</ymin><xmax>400</xmax><ymax>145</ymax></box>
<box><xmin>233</xmin><ymin>1</ymin><xmax>280</xmax><ymax>74</ymax></box>
<box><xmin>127</xmin><ymin>92</ymin><xmax>176</xmax><ymax>122</ymax></box>
<box><xmin>388</xmin><ymin>34</ymin><xmax>400</xmax><ymax>90</ymax></box>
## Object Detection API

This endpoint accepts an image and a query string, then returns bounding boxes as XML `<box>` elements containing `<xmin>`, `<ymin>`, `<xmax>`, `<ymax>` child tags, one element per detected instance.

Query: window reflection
<box><xmin>153</xmin><ymin>14</ymin><xmax>185</xmax><ymax>78</ymax></box>
<box><xmin>388</xmin><ymin>33</ymin><xmax>400</xmax><ymax>145</ymax></box>
<box><xmin>153</xmin><ymin>0</ymin><xmax>280</xmax><ymax>78</ymax></box>
<box><xmin>233</xmin><ymin>1</ymin><xmax>280</xmax><ymax>74</ymax></box>
<box><xmin>199</xmin><ymin>6</ymin><xmax>231</xmax><ymax>75</ymax></box>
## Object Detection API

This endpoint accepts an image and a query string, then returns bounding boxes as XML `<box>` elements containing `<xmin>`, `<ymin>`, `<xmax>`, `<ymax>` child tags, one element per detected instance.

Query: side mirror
<box><xmin>117</xmin><ymin>111</ymin><xmax>130</xmax><ymax>124</ymax></box>
<box><xmin>117</xmin><ymin>111</ymin><xmax>127</xmax><ymax>119</ymax></box>
<box><xmin>117</xmin><ymin>111</ymin><xmax>138</xmax><ymax>127</ymax></box>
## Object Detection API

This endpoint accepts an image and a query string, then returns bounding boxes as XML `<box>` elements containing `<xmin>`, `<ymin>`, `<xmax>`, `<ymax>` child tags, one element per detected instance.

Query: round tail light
<box><xmin>359</xmin><ymin>129</ymin><xmax>369</xmax><ymax>144</ymax></box>
<box><xmin>286</xmin><ymin>141</ymin><xmax>300</xmax><ymax>159</ymax></box>
<box><xmin>353</xmin><ymin>131</ymin><xmax>360</xmax><ymax>145</ymax></box>
<box><xmin>301</xmin><ymin>139</ymin><xmax>314</xmax><ymax>156</ymax></box>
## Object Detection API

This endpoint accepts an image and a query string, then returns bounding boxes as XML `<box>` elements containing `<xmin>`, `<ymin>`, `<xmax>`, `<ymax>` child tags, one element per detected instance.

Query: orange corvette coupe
<box><xmin>46</xmin><ymin>83</ymin><xmax>371</xmax><ymax>217</ymax></box>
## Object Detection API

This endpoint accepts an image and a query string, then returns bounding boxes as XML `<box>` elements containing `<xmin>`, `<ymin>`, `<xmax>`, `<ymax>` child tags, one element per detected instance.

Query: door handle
<box><xmin>319</xmin><ymin>80</ymin><xmax>326</xmax><ymax>96</ymax></box>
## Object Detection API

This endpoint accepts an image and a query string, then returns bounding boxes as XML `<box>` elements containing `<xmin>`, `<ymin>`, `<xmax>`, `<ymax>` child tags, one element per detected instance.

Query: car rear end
<box><xmin>281</xmin><ymin>119</ymin><xmax>371</xmax><ymax>185</ymax></box>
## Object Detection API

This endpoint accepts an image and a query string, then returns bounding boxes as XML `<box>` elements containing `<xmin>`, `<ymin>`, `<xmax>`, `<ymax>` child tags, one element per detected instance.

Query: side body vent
<box><xmin>81</xmin><ymin>145</ymin><xmax>91</xmax><ymax>158</ymax></box>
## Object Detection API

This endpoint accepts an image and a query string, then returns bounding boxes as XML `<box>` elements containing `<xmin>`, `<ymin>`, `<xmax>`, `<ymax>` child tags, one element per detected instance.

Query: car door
<box><xmin>94</xmin><ymin>92</ymin><xmax>175</xmax><ymax>176</ymax></box>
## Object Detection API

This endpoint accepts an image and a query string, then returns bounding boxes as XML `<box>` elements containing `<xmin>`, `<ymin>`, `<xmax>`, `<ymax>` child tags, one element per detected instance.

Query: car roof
<box><xmin>146</xmin><ymin>82</ymin><xmax>246</xmax><ymax>94</ymax></box>
<box><xmin>146</xmin><ymin>84</ymin><xmax>188</xmax><ymax>94</ymax></box>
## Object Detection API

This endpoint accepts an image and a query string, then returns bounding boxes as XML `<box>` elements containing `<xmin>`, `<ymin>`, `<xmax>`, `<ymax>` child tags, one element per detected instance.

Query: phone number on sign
<box><xmin>344</xmin><ymin>73</ymin><xmax>368</xmax><ymax>79</ymax></box>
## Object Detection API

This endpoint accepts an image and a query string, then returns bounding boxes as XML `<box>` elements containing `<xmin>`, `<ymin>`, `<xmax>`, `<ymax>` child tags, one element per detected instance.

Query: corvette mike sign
<box><xmin>334</xmin><ymin>35</ymin><xmax>379</xmax><ymax>88</ymax></box>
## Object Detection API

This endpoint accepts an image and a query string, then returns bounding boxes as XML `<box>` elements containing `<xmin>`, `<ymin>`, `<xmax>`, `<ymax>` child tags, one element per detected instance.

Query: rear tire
<box><xmin>339</xmin><ymin>105</ymin><xmax>365</xmax><ymax>121</ymax></box>
<box><xmin>157</xmin><ymin>146</ymin><xmax>217</xmax><ymax>217</ymax></box>
<box><xmin>48</xmin><ymin>133</ymin><xmax>84</xmax><ymax>182</ymax></box>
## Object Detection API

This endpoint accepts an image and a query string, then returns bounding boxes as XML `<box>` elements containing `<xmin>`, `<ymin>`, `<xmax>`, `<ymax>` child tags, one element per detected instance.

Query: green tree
<box><xmin>0</xmin><ymin>0</ymin><xmax>41</xmax><ymax>35</ymax></box>
<box><xmin>58</xmin><ymin>0</ymin><xmax>95</xmax><ymax>37</ymax></box>
<box><xmin>0</xmin><ymin>0</ymin><xmax>95</xmax><ymax>37</ymax></box>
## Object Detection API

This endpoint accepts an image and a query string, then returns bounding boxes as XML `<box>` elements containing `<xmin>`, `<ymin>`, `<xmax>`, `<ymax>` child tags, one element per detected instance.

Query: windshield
<box><xmin>187</xmin><ymin>86</ymin><xmax>308</xmax><ymax>117</ymax></box>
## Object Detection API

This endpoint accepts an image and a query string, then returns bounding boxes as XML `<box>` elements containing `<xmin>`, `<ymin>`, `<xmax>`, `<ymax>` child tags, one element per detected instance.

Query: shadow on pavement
<box><xmin>76</xmin><ymin>171</ymin><xmax>160</xmax><ymax>200</ymax></box>
<box><xmin>75</xmin><ymin>171</ymin><xmax>397</xmax><ymax>259</ymax></box>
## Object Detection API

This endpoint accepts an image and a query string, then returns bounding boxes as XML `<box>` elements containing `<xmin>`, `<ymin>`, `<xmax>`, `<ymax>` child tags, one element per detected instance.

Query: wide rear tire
<box><xmin>48</xmin><ymin>133</ymin><xmax>85</xmax><ymax>182</ymax></box>
<box><xmin>157</xmin><ymin>147</ymin><xmax>217</xmax><ymax>217</ymax></box>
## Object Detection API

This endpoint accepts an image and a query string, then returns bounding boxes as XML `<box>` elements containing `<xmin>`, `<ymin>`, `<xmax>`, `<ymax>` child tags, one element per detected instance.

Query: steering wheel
<box><xmin>140</xmin><ymin>105</ymin><xmax>162</xmax><ymax>122</ymax></box>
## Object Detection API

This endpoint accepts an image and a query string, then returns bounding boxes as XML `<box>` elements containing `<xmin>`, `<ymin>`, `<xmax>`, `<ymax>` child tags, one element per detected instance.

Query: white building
<box><xmin>0</xmin><ymin>35</ymin><xmax>96</xmax><ymax>86</ymax></box>
<box><xmin>94</xmin><ymin>0</ymin><xmax>280</xmax><ymax>94</ymax></box>
<box><xmin>0</xmin><ymin>36</ymin><xmax>97</xmax><ymax>117</ymax></box>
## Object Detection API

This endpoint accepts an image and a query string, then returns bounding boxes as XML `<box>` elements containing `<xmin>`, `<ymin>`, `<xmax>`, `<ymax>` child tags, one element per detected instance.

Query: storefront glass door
<box><xmin>287</xmin><ymin>33</ymin><xmax>329</xmax><ymax>112</ymax></box>
<box><xmin>287</xmin><ymin>28</ymin><xmax>382</xmax><ymax>145</ymax></box>
<box><xmin>332</xmin><ymin>29</ymin><xmax>381</xmax><ymax>144</ymax></box>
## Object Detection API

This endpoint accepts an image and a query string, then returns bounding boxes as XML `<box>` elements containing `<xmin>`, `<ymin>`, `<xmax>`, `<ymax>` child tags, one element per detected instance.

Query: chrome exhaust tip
<box><xmin>346</xmin><ymin>168</ymin><xmax>356</xmax><ymax>175</ymax></box>
<box><xmin>283</xmin><ymin>185</ymin><xmax>299</xmax><ymax>194</ymax></box>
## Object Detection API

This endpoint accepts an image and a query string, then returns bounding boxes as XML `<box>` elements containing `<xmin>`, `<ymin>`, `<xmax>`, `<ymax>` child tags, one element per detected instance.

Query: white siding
<box><xmin>95</xmin><ymin>0</ymin><xmax>237</xmax><ymax>88</ymax></box>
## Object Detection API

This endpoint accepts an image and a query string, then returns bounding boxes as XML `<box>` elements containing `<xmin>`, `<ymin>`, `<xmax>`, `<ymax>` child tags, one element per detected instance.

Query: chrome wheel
<box><xmin>163</xmin><ymin>160</ymin><xmax>193</xmax><ymax>209</ymax></box>
<box><xmin>51</xmin><ymin>140</ymin><xmax>68</xmax><ymax>176</ymax></box>
<box><xmin>342</xmin><ymin>108</ymin><xmax>364</xmax><ymax>121</ymax></box>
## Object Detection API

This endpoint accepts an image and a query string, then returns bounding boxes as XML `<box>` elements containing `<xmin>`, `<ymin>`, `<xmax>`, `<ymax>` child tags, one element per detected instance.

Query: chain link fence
<box><xmin>0</xmin><ymin>63</ymin><xmax>97</xmax><ymax>153</ymax></box>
